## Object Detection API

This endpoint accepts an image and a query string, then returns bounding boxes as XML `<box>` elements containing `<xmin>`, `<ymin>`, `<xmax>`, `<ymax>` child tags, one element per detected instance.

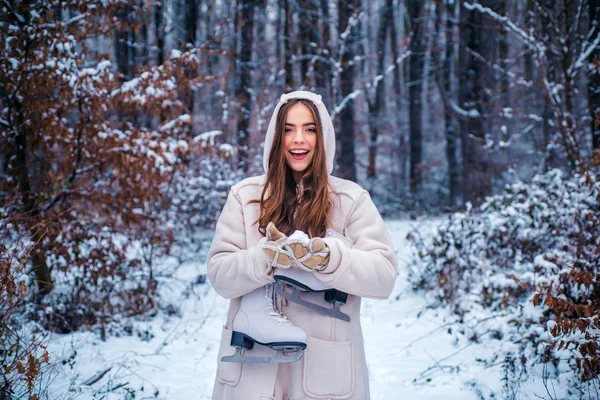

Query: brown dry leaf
<box><xmin>16</xmin><ymin>361</ymin><xmax>25</xmax><ymax>374</ymax></box>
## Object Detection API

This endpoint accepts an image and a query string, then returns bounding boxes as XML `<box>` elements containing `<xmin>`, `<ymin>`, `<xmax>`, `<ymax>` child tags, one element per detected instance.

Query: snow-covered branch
<box><xmin>332</xmin><ymin>89</ymin><xmax>362</xmax><ymax>119</ymax></box>
<box><xmin>568</xmin><ymin>32</ymin><xmax>600</xmax><ymax>77</ymax></box>
<box><xmin>463</xmin><ymin>2</ymin><xmax>544</xmax><ymax>54</ymax></box>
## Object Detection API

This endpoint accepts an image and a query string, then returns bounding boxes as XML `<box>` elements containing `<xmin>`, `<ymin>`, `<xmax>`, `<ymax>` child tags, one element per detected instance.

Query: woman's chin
<box><xmin>287</xmin><ymin>159</ymin><xmax>311</xmax><ymax>173</ymax></box>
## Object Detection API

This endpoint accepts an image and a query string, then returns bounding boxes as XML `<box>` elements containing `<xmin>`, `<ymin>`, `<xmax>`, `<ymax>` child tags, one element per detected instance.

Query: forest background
<box><xmin>1</xmin><ymin>0</ymin><xmax>599</xmax><ymax>398</ymax></box>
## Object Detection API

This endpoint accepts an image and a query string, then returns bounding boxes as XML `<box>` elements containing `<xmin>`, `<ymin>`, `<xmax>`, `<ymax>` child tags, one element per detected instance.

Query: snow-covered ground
<box><xmin>44</xmin><ymin>218</ymin><xmax>551</xmax><ymax>399</ymax></box>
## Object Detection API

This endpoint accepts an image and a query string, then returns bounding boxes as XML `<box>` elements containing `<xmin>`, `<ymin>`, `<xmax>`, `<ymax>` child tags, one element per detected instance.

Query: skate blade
<box><xmin>275</xmin><ymin>283</ymin><xmax>351</xmax><ymax>322</ymax></box>
<box><xmin>221</xmin><ymin>347</ymin><xmax>304</xmax><ymax>364</ymax></box>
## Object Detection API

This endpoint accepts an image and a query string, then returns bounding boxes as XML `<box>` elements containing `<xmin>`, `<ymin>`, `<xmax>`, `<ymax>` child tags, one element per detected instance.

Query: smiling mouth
<box><xmin>289</xmin><ymin>150</ymin><xmax>310</xmax><ymax>160</ymax></box>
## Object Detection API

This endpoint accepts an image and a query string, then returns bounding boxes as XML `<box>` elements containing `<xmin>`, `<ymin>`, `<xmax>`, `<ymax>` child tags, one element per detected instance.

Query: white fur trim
<box><xmin>263</xmin><ymin>91</ymin><xmax>335</xmax><ymax>175</ymax></box>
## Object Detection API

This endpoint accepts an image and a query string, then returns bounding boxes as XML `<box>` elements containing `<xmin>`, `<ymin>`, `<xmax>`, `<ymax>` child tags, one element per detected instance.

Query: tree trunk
<box><xmin>389</xmin><ymin>0</ymin><xmax>404</xmax><ymax>193</ymax></box>
<box><xmin>458</xmin><ymin>1</ymin><xmax>494</xmax><ymax>206</ymax></box>
<box><xmin>590</xmin><ymin>0</ymin><xmax>600</xmax><ymax>151</ymax></box>
<box><xmin>337</xmin><ymin>0</ymin><xmax>360</xmax><ymax>182</ymax></box>
<box><xmin>298</xmin><ymin>0</ymin><xmax>319</xmax><ymax>86</ymax></box>
<box><xmin>407</xmin><ymin>0</ymin><xmax>426</xmax><ymax>194</ymax></box>
<box><xmin>317</xmin><ymin>0</ymin><xmax>332</xmax><ymax>106</ymax></box>
<box><xmin>277</xmin><ymin>0</ymin><xmax>282</xmax><ymax>74</ymax></box>
<box><xmin>205</xmin><ymin>1</ymin><xmax>214</xmax><ymax>75</ymax></box>
<box><xmin>367</xmin><ymin>0</ymin><xmax>392</xmax><ymax>181</ymax></box>
<box><xmin>138</xmin><ymin>0</ymin><xmax>149</xmax><ymax>67</ymax></box>
<box><xmin>154</xmin><ymin>1</ymin><xmax>165</xmax><ymax>66</ymax></box>
<box><xmin>495</xmin><ymin>0</ymin><xmax>509</xmax><ymax>181</ymax></box>
<box><xmin>237</xmin><ymin>0</ymin><xmax>255</xmax><ymax>171</ymax></box>
<box><xmin>283</xmin><ymin>0</ymin><xmax>294</xmax><ymax>89</ymax></box>
<box><xmin>185</xmin><ymin>0</ymin><xmax>199</xmax><ymax>46</ymax></box>
<box><xmin>183</xmin><ymin>0</ymin><xmax>199</xmax><ymax>116</ymax></box>
<box><xmin>440</xmin><ymin>0</ymin><xmax>461</xmax><ymax>208</ymax></box>
<box><xmin>4</xmin><ymin>2</ymin><xmax>53</xmax><ymax>297</ymax></box>
<box><xmin>115</xmin><ymin>4</ymin><xmax>133</xmax><ymax>82</ymax></box>
<box><xmin>523</xmin><ymin>0</ymin><xmax>534</xmax><ymax>82</ymax></box>
<box><xmin>14</xmin><ymin>110</ymin><xmax>52</xmax><ymax>296</ymax></box>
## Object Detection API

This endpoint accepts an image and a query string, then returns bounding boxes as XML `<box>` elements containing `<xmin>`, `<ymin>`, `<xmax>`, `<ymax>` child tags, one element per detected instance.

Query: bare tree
<box><xmin>283</xmin><ymin>0</ymin><xmax>294</xmax><ymax>89</ymax></box>
<box><xmin>114</xmin><ymin>3</ymin><xmax>134</xmax><ymax>82</ymax></box>
<box><xmin>154</xmin><ymin>1</ymin><xmax>166</xmax><ymax>65</ymax></box>
<box><xmin>389</xmin><ymin>0</ymin><xmax>406</xmax><ymax>193</ymax></box>
<box><xmin>465</xmin><ymin>0</ymin><xmax>600</xmax><ymax>168</ymax></box>
<box><xmin>182</xmin><ymin>0</ymin><xmax>200</xmax><ymax>119</ymax></box>
<box><xmin>590</xmin><ymin>0</ymin><xmax>600</xmax><ymax>151</ymax></box>
<box><xmin>366</xmin><ymin>0</ymin><xmax>393</xmax><ymax>182</ymax></box>
<box><xmin>458</xmin><ymin>1</ymin><xmax>495</xmax><ymax>206</ymax></box>
<box><xmin>336</xmin><ymin>0</ymin><xmax>360</xmax><ymax>182</ymax></box>
<box><xmin>236</xmin><ymin>0</ymin><xmax>256</xmax><ymax>171</ymax></box>
<box><xmin>185</xmin><ymin>0</ymin><xmax>200</xmax><ymax>47</ymax></box>
<box><xmin>433</xmin><ymin>0</ymin><xmax>461</xmax><ymax>208</ymax></box>
<box><xmin>298</xmin><ymin>0</ymin><xmax>320</xmax><ymax>86</ymax></box>
<box><xmin>407</xmin><ymin>0</ymin><xmax>427</xmax><ymax>194</ymax></box>
<box><xmin>317</xmin><ymin>0</ymin><xmax>333</xmax><ymax>106</ymax></box>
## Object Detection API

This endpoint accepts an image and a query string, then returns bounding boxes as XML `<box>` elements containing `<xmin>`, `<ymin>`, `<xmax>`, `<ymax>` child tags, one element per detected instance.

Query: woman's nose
<box><xmin>292</xmin><ymin>131</ymin><xmax>305</xmax><ymax>143</ymax></box>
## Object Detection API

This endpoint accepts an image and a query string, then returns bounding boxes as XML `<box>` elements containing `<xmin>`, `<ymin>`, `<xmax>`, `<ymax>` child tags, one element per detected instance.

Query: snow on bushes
<box><xmin>408</xmin><ymin>161</ymin><xmax>600</xmax><ymax>397</ymax></box>
<box><xmin>0</xmin><ymin>0</ymin><xmax>234</xmax><ymax>341</ymax></box>
<box><xmin>0</xmin><ymin>212</ymin><xmax>53</xmax><ymax>400</ymax></box>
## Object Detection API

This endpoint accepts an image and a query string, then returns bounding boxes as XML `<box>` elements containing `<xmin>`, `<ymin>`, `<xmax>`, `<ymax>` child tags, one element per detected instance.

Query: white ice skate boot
<box><xmin>221</xmin><ymin>284</ymin><xmax>307</xmax><ymax>363</ymax></box>
<box><xmin>274</xmin><ymin>267</ymin><xmax>350</xmax><ymax>322</ymax></box>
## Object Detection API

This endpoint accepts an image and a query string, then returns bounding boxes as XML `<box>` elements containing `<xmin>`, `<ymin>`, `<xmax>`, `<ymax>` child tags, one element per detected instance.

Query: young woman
<box><xmin>207</xmin><ymin>90</ymin><xmax>397</xmax><ymax>400</ymax></box>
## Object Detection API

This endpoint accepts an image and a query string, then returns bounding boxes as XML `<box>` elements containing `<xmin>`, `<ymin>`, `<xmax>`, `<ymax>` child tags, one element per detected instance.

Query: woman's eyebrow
<box><xmin>285</xmin><ymin>122</ymin><xmax>316</xmax><ymax>126</ymax></box>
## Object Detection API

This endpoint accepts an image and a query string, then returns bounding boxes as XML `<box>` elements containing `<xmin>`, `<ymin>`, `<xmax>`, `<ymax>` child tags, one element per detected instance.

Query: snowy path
<box><xmin>46</xmin><ymin>219</ymin><xmax>512</xmax><ymax>399</ymax></box>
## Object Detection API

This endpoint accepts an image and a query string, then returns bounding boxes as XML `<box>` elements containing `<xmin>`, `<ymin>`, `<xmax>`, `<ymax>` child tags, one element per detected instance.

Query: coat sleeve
<box><xmin>316</xmin><ymin>191</ymin><xmax>397</xmax><ymax>299</ymax></box>
<box><xmin>207</xmin><ymin>190</ymin><xmax>274</xmax><ymax>299</ymax></box>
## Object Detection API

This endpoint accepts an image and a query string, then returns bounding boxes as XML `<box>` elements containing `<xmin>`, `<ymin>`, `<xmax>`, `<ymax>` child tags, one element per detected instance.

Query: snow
<box><xmin>288</xmin><ymin>230</ymin><xmax>310</xmax><ymax>244</ymax></box>
<box><xmin>170</xmin><ymin>49</ymin><xmax>182</xmax><ymax>60</ymax></box>
<box><xmin>450</xmin><ymin>101</ymin><xmax>480</xmax><ymax>118</ymax></box>
<box><xmin>43</xmin><ymin>217</ymin><xmax>558</xmax><ymax>399</ymax></box>
<box><xmin>159</xmin><ymin>114</ymin><xmax>191</xmax><ymax>132</ymax></box>
<box><xmin>192</xmin><ymin>130</ymin><xmax>222</xmax><ymax>146</ymax></box>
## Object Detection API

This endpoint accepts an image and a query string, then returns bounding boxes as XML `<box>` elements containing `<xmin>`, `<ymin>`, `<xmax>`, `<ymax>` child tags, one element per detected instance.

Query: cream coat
<box><xmin>207</xmin><ymin>91</ymin><xmax>397</xmax><ymax>400</ymax></box>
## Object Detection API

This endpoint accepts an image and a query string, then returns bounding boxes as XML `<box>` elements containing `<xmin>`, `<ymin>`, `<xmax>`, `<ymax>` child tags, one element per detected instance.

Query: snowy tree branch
<box><xmin>332</xmin><ymin>89</ymin><xmax>362</xmax><ymax>118</ymax></box>
<box><xmin>569</xmin><ymin>32</ymin><xmax>600</xmax><ymax>78</ymax></box>
<box><xmin>463</xmin><ymin>2</ymin><xmax>543</xmax><ymax>52</ymax></box>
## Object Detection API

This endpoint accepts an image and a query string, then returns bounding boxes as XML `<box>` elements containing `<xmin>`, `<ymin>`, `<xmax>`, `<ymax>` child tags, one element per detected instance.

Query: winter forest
<box><xmin>1</xmin><ymin>0</ymin><xmax>599</xmax><ymax>398</ymax></box>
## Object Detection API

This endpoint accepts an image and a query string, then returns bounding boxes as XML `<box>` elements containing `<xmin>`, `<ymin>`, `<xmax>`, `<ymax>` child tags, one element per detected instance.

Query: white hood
<box><xmin>262</xmin><ymin>91</ymin><xmax>336</xmax><ymax>175</ymax></box>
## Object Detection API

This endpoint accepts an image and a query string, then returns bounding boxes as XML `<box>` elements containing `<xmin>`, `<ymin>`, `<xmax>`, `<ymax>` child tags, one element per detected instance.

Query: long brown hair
<box><xmin>255</xmin><ymin>99</ymin><xmax>331</xmax><ymax>238</ymax></box>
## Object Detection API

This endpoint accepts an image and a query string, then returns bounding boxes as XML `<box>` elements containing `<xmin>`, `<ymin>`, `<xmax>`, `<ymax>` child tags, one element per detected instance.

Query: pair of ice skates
<box><xmin>221</xmin><ymin>266</ymin><xmax>350</xmax><ymax>364</ymax></box>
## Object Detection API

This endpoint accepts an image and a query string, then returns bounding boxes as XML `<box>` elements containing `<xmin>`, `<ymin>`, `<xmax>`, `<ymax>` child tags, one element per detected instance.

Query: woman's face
<box><xmin>283</xmin><ymin>103</ymin><xmax>317</xmax><ymax>183</ymax></box>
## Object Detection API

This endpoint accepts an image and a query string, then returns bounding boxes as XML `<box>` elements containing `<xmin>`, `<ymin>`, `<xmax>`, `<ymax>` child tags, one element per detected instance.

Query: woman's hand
<box><xmin>288</xmin><ymin>237</ymin><xmax>330</xmax><ymax>271</ymax></box>
<box><xmin>262</xmin><ymin>222</ymin><xmax>293</xmax><ymax>269</ymax></box>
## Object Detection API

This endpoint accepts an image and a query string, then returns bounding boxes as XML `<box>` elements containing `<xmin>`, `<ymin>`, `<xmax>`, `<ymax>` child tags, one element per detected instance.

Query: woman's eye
<box><xmin>285</xmin><ymin>128</ymin><xmax>293</xmax><ymax>133</ymax></box>
<box><xmin>307</xmin><ymin>128</ymin><xmax>316</xmax><ymax>133</ymax></box>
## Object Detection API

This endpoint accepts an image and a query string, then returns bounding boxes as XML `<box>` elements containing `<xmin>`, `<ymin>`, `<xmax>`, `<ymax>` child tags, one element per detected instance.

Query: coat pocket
<box><xmin>303</xmin><ymin>337</ymin><xmax>355</xmax><ymax>399</ymax></box>
<box><xmin>216</xmin><ymin>325</ymin><xmax>242</xmax><ymax>386</ymax></box>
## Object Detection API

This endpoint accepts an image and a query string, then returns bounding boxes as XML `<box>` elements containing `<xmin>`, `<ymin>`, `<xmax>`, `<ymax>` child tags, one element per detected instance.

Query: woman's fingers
<box><xmin>266</xmin><ymin>222</ymin><xmax>287</xmax><ymax>242</ymax></box>
<box><xmin>262</xmin><ymin>240</ymin><xmax>293</xmax><ymax>269</ymax></box>
<box><xmin>287</xmin><ymin>238</ymin><xmax>330</xmax><ymax>271</ymax></box>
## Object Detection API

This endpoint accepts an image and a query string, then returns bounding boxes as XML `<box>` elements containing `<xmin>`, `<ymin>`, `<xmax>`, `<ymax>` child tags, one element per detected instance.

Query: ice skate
<box><xmin>274</xmin><ymin>267</ymin><xmax>351</xmax><ymax>322</ymax></box>
<box><xmin>221</xmin><ymin>284</ymin><xmax>307</xmax><ymax>363</ymax></box>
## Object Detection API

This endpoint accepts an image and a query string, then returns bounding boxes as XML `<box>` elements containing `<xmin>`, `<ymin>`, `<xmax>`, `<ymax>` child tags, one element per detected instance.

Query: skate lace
<box><xmin>265</xmin><ymin>285</ymin><xmax>289</xmax><ymax>323</ymax></box>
